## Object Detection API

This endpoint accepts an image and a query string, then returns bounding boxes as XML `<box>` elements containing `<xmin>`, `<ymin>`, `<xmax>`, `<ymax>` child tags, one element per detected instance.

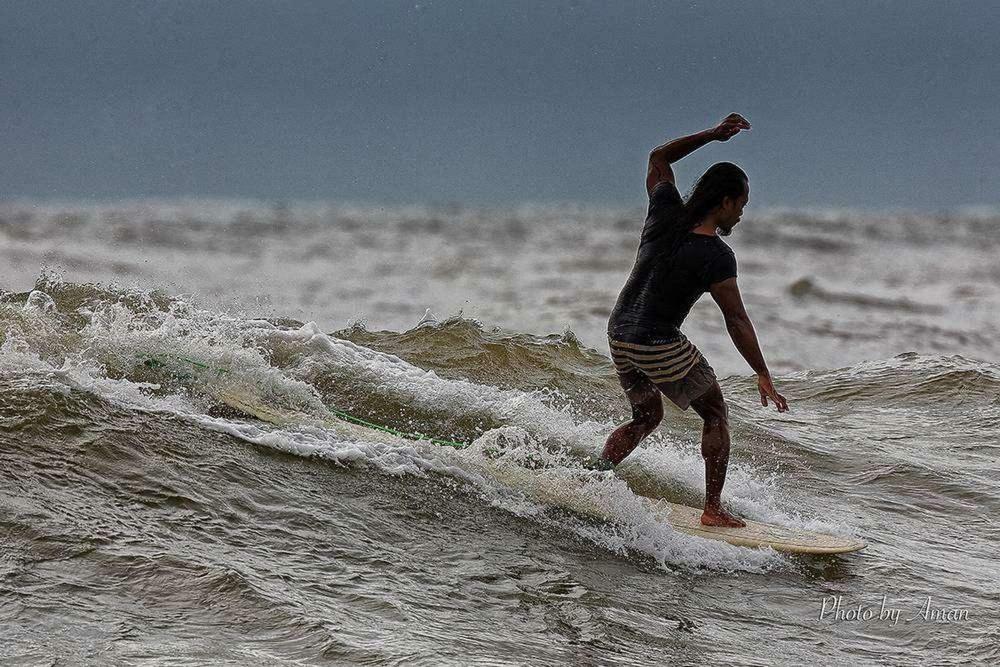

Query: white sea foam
<box><xmin>0</xmin><ymin>303</ymin><xmax>791</xmax><ymax>572</ymax></box>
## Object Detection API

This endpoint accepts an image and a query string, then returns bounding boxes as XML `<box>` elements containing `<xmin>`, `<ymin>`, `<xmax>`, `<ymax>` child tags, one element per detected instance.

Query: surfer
<box><xmin>600</xmin><ymin>113</ymin><xmax>788</xmax><ymax>528</ymax></box>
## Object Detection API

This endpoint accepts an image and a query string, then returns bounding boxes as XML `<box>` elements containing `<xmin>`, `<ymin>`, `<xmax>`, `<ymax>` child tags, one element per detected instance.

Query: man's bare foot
<box><xmin>701</xmin><ymin>506</ymin><xmax>747</xmax><ymax>528</ymax></box>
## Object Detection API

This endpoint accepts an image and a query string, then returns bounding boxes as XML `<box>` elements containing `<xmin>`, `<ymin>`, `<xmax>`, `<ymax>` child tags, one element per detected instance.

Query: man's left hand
<box><xmin>757</xmin><ymin>374</ymin><xmax>789</xmax><ymax>412</ymax></box>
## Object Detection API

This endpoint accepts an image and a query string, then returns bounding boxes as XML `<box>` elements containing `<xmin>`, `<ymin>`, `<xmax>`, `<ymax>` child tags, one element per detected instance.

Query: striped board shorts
<box><xmin>608</xmin><ymin>334</ymin><xmax>717</xmax><ymax>410</ymax></box>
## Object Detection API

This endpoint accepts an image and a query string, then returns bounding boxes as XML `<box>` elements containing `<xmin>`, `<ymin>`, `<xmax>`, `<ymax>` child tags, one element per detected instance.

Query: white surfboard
<box><xmin>213</xmin><ymin>388</ymin><xmax>309</xmax><ymax>427</ymax></box>
<box><xmin>212</xmin><ymin>387</ymin><xmax>864</xmax><ymax>555</ymax></box>
<box><xmin>644</xmin><ymin>499</ymin><xmax>865</xmax><ymax>554</ymax></box>
<box><xmin>469</xmin><ymin>461</ymin><xmax>865</xmax><ymax>555</ymax></box>
<box><xmin>212</xmin><ymin>387</ymin><xmax>400</xmax><ymax>443</ymax></box>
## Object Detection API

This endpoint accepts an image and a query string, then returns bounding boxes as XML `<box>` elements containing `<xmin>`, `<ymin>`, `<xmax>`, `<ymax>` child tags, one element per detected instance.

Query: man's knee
<box><xmin>632</xmin><ymin>395</ymin><xmax>663</xmax><ymax>432</ymax></box>
<box><xmin>701</xmin><ymin>419</ymin><xmax>730</xmax><ymax>461</ymax></box>
<box><xmin>692</xmin><ymin>382</ymin><xmax>728</xmax><ymax>425</ymax></box>
<box><xmin>704</xmin><ymin>403</ymin><xmax>729</xmax><ymax>430</ymax></box>
<box><xmin>692</xmin><ymin>385</ymin><xmax>730</xmax><ymax>461</ymax></box>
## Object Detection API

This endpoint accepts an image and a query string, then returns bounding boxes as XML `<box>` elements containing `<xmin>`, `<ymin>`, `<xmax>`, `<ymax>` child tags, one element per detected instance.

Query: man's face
<box><xmin>717</xmin><ymin>182</ymin><xmax>749</xmax><ymax>236</ymax></box>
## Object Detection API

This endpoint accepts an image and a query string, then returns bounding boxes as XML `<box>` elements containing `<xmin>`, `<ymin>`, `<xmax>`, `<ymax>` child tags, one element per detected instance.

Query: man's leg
<box><xmin>601</xmin><ymin>371</ymin><xmax>663</xmax><ymax>465</ymax></box>
<box><xmin>689</xmin><ymin>382</ymin><xmax>745</xmax><ymax>527</ymax></box>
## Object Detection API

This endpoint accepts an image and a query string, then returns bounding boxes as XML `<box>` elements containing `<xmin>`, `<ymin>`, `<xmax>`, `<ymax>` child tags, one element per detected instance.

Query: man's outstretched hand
<box><xmin>757</xmin><ymin>373</ymin><xmax>789</xmax><ymax>412</ymax></box>
<box><xmin>712</xmin><ymin>113</ymin><xmax>751</xmax><ymax>142</ymax></box>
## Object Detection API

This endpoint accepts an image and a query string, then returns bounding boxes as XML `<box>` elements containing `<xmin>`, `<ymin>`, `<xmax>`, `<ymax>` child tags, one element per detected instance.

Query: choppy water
<box><xmin>1</xmin><ymin>200</ymin><xmax>998</xmax><ymax>665</ymax></box>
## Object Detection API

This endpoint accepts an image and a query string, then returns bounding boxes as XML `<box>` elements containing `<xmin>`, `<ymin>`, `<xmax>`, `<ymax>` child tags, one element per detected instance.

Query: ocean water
<box><xmin>1</xmin><ymin>199</ymin><xmax>998</xmax><ymax>665</ymax></box>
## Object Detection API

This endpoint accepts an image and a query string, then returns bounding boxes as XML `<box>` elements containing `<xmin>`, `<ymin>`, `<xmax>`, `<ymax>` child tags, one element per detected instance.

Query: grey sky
<box><xmin>2</xmin><ymin>1</ymin><xmax>997</xmax><ymax>208</ymax></box>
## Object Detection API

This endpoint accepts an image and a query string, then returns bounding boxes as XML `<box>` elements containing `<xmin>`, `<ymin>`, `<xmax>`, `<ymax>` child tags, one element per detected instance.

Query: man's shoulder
<box><xmin>648</xmin><ymin>180</ymin><xmax>683</xmax><ymax>208</ymax></box>
<box><xmin>640</xmin><ymin>183</ymin><xmax>684</xmax><ymax>246</ymax></box>
<box><xmin>677</xmin><ymin>234</ymin><xmax>735</xmax><ymax>265</ymax></box>
<box><xmin>712</xmin><ymin>236</ymin><xmax>736</xmax><ymax>254</ymax></box>
<box><xmin>684</xmin><ymin>233</ymin><xmax>732</xmax><ymax>249</ymax></box>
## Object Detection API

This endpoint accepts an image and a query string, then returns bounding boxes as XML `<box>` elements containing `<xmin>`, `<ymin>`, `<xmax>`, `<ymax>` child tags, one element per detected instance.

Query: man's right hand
<box><xmin>757</xmin><ymin>373</ymin><xmax>788</xmax><ymax>412</ymax></box>
<box><xmin>712</xmin><ymin>113</ymin><xmax>751</xmax><ymax>142</ymax></box>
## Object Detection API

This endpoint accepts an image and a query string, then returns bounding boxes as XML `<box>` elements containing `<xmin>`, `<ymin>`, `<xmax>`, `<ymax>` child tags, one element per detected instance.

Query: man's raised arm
<box><xmin>646</xmin><ymin>113</ymin><xmax>751</xmax><ymax>194</ymax></box>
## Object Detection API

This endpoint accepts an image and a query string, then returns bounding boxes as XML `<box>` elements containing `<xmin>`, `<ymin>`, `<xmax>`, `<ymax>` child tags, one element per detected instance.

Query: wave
<box><xmin>4</xmin><ymin>200</ymin><xmax>1000</xmax><ymax>256</ymax></box>
<box><xmin>0</xmin><ymin>281</ymin><xmax>813</xmax><ymax>571</ymax></box>
<box><xmin>779</xmin><ymin>352</ymin><xmax>1000</xmax><ymax>404</ymax></box>
<box><xmin>787</xmin><ymin>277</ymin><xmax>944</xmax><ymax>314</ymax></box>
<box><xmin>6</xmin><ymin>278</ymin><xmax>996</xmax><ymax>571</ymax></box>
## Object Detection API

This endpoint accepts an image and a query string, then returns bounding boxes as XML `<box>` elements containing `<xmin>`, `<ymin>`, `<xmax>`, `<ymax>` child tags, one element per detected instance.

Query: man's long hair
<box><xmin>683</xmin><ymin>161</ymin><xmax>748</xmax><ymax>229</ymax></box>
<box><xmin>662</xmin><ymin>162</ymin><xmax>748</xmax><ymax>250</ymax></box>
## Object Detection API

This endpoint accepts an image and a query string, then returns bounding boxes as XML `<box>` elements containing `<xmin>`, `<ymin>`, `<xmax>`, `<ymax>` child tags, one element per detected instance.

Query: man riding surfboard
<box><xmin>600</xmin><ymin>113</ymin><xmax>788</xmax><ymax>528</ymax></box>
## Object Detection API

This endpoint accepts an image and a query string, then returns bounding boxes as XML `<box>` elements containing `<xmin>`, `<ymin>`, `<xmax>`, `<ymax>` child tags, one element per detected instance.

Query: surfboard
<box><xmin>211</xmin><ymin>387</ymin><xmax>395</xmax><ymax>443</ymax></box>
<box><xmin>213</xmin><ymin>388</ymin><xmax>309</xmax><ymax>427</ymax></box>
<box><xmin>212</xmin><ymin>387</ymin><xmax>864</xmax><ymax>555</ymax></box>
<box><xmin>471</xmin><ymin>461</ymin><xmax>865</xmax><ymax>554</ymax></box>
<box><xmin>644</xmin><ymin>499</ymin><xmax>865</xmax><ymax>554</ymax></box>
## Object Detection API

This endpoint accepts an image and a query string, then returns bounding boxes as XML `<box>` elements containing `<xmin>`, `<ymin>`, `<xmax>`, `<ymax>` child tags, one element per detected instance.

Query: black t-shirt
<box><xmin>608</xmin><ymin>180</ymin><xmax>737</xmax><ymax>342</ymax></box>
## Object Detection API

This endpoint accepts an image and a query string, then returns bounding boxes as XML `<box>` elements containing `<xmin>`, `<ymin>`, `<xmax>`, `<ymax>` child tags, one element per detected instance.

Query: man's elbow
<box><xmin>724</xmin><ymin>313</ymin><xmax>752</xmax><ymax>333</ymax></box>
<box><xmin>649</xmin><ymin>148</ymin><xmax>670</xmax><ymax>165</ymax></box>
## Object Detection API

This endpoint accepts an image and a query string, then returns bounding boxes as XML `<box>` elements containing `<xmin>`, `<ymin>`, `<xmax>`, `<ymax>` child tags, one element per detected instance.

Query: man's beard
<box><xmin>717</xmin><ymin>223</ymin><xmax>735</xmax><ymax>237</ymax></box>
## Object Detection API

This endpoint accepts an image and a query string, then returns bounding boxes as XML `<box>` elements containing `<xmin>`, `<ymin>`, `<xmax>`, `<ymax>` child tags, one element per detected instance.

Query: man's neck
<box><xmin>691</xmin><ymin>218</ymin><xmax>719</xmax><ymax>236</ymax></box>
